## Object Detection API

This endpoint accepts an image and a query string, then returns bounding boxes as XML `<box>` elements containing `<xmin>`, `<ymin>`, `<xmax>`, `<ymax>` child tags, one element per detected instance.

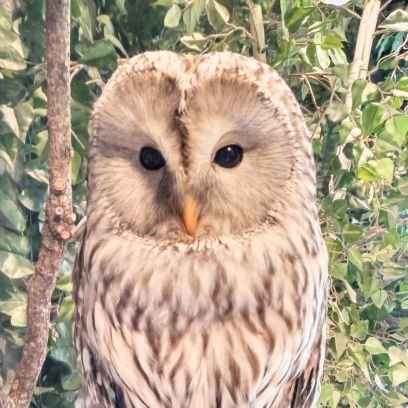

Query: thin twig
<box><xmin>380</xmin><ymin>0</ymin><xmax>393</xmax><ymax>12</ymax></box>
<box><xmin>338</xmin><ymin>6</ymin><xmax>361</xmax><ymax>20</ymax></box>
<box><xmin>302</xmin><ymin>74</ymin><xmax>319</xmax><ymax>111</ymax></box>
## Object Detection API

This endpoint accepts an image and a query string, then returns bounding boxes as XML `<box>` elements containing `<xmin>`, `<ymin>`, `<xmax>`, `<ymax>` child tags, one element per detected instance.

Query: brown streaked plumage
<box><xmin>73</xmin><ymin>51</ymin><xmax>328</xmax><ymax>408</ymax></box>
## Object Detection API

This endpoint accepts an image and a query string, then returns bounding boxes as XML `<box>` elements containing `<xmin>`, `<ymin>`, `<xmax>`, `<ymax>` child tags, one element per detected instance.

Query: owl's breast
<box><xmin>76</xmin><ymin>225</ymin><xmax>327</xmax><ymax>407</ymax></box>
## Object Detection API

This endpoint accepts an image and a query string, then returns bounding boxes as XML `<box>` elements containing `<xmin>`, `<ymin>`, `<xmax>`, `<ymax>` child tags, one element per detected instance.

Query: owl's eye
<box><xmin>214</xmin><ymin>145</ymin><xmax>243</xmax><ymax>168</ymax></box>
<box><xmin>140</xmin><ymin>147</ymin><xmax>166</xmax><ymax>171</ymax></box>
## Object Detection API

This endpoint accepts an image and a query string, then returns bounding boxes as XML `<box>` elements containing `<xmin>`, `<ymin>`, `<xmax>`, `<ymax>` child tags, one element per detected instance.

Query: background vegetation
<box><xmin>0</xmin><ymin>0</ymin><xmax>407</xmax><ymax>406</ymax></box>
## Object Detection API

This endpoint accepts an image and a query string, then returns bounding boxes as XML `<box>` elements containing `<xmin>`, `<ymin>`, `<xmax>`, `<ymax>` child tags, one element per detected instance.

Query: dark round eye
<box><xmin>140</xmin><ymin>147</ymin><xmax>166</xmax><ymax>171</ymax></box>
<box><xmin>214</xmin><ymin>145</ymin><xmax>243</xmax><ymax>168</ymax></box>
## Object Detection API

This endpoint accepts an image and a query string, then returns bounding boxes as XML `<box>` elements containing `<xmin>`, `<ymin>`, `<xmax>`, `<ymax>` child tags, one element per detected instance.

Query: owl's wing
<box><xmin>289</xmin><ymin>320</ymin><xmax>327</xmax><ymax>408</ymax></box>
<box><xmin>73</xmin><ymin>225</ymin><xmax>126</xmax><ymax>408</ymax></box>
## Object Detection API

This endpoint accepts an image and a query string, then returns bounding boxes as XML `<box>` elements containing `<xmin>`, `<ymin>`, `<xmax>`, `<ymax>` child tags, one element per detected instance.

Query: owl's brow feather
<box><xmin>173</xmin><ymin>110</ymin><xmax>190</xmax><ymax>174</ymax></box>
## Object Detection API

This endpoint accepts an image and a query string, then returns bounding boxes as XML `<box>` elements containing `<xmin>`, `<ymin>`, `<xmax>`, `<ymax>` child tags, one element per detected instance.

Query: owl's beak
<box><xmin>183</xmin><ymin>196</ymin><xmax>199</xmax><ymax>236</ymax></box>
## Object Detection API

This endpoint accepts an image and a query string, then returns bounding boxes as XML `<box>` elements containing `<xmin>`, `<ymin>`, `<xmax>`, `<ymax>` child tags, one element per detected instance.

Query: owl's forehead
<box><xmin>92</xmin><ymin>51</ymin><xmax>297</xmax><ymax>169</ymax></box>
<box><xmin>97</xmin><ymin>51</ymin><xmax>291</xmax><ymax>114</ymax></box>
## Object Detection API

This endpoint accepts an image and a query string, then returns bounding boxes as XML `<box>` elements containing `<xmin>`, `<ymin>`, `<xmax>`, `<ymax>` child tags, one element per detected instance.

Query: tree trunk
<box><xmin>0</xmin><ymin>1</ymin><xmax>72</xmax><ymax>407</ymax></box>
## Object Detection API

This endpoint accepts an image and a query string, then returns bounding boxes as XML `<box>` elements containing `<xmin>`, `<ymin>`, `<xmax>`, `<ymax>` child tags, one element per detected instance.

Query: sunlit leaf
<box><xmin>207</xmin><ymin>0</ymin><xmax>229</xmax><ymax>31</ymax></box>
<box><xmin>364</xmin><ymin>337</ymin><xmax>387</xmax><ymax>355</ymax></box>
<box><xmin>181</xmin><ymin>33</ymin><xmax>207</xmax><ymax>51</ymax></box>
<box><xmin>0</xmin><ymin>250</ymin><xmax>34</xmax><ymax>278</ymax></box>
<box><xmin>164</xmin><ymin>4</ymin><xmax>181</xmax><ymax>28</ymax></box>
<box><xmin>357</xmin><ymin>158</ymin><xmax>394</xmax><ymax>183</ymax></box>
<box><xmin>0</xmin><ymin>296</ymin><xmax>27</xmax><ymax>327</ymax></box>
<box><xmin>391</xmin><ymin>364</ymin><xmax>408</xmax><ymax>387</ymax></box>
<box><xmin>379</xmin><ymin>9</ymin><xmax>408</xmax><ymax>32</ymax></box>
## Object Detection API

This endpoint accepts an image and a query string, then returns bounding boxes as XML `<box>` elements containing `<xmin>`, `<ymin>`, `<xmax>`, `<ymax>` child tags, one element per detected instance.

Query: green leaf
<box><xmin>362</xmin><ymin>103</ymin><xmax>385</xmax><ymax>136</ymax></box>
<box><xmin>0</xmin><ymin>11</ymin><xmax>27</xmax><ymax>71</ymax></box>
<box><xmin>377</xmin><ymin>122</ymin><xmax>405</xmax><ymax>154</ymax></box>
<box><xmin>115</xmin><ymin>0</ymin><xmax>127</xmax><ymax>15</ymax></box>
<box><xmin>389</xmin><ymin>346</ymin><xmax>408</xmax><ymax>367</ymax></box>
<box><xmin>364</xmin><ymin>337</ymin><xmax>387</xmax><ymax>355</ymax></box>
<box><xmin>183</xmin><ymin>6</ymin><xmax>197</xmax><ymax>35</ymax></box>
<box><xmin>72</xmin><ymin>0</ymin><xmax>94</xmax><ymax>42</ymax></box>
<box><xmin>0</xmin><ymin>226</ymin><xmax>30</xmax><ymax>256</ymax></box>
<box><xmin>181</xmin><ymin>33</ymin><xmax>207</xmax><ymax>52</ymax></box>
<box><xmin>25</xmin><ymin>166</ymin><xmax>49</xmax><ymax>184</ymax></box>
<box><xmin>353</xmin><ymin>141</ymin><xmax>373</xmax><ymax>167</ymax></box>
<box><xmin>348</xmin><ymin>343</ymin><xmax>370</xmax><ymax>380</ymax></box>
<box><xmin>207</xmin><ymin>0</ymin><xmax>230</xmax><ymax>31</ymax></box>
<box><xmin>318</xmin><ymin>383</ymin><xmax>341</xmax><ymax>406</ymax></box>
<box><xmin>14</xmin><ymin>101</ymin><xmax>34</xmax><ymax>142</ymax></box>
<box><xmin>350</xmin><ymin>320</ymin><xmax>368</xmax><ymax>340</ymax></box>
<box><xmin>284</xmin><ymin>7</ymin><xmax>314</xmax><ymax>33</ymax></box>
<box><xmin>0</xmin><ymin>186</ymin><xmax>26</xmax><ymax>232</ymax></box>
<box><xmin>0</xmin><ymin>105</ymin><xmax>20</xmax><ymax>140</ymax></box>
<box><xmin>379</xmin><ymin>9</ymin><xmax>408</xmax><ymax>32</ymax></box>
<box><xmin>58</xmin><ymin>295</ymin><xmax>74</xmax><ymax>322</ymax></box>
<box><xmin>394</xmin><ymin>114</ymin><xmax>408</xmax><ymax>136</ymax></box>
<box><xmin>396</xmin><ymin>76</ymin><xmax>408</xmax><ymax>92</ymax></box>
<box><xmin>372</xmin><ymin>158</ymin><xmax>394</xmax><ymax>183</ymax></box>
<box><xmin>371</xmin><ymin>290</ymin><xmax>387</xmax><ymax>308</ymax></box>
<box><xmin>19</xmin><ymin>184</ymin><xmax>48</xmax><ymax>212</ymax></box>
<box><xmin>342</xmin><ymin>224</ymin><xmax>363</xmax><ymax>244</ymax></box>
<box><xmin>383</xmin><ymin>228</ymin><xmax>400</xmax><ymax>250</ymax></box>
<box><xmin>378</xmin><ymin>55</ymin><xmax>398</xmax><ymax>70</ymax></box>
<box><xmin>78</xmin><ymin>40</ymin><xmax>116</xmax><ymax>65</ymax></box>
<box><xmin>349</xmin><ymin>248</ymin><xmax>363</xmax><ymax>272</ymax></box>
<box><xmin>326</xmin><ymin>101</ymin><xmax>348</xmax><ymax>123</ymax></box>
<box><xmin>385</xmin><ymin>392</ymin><xmax>408</xmax><ymax>406</ymax></box>
<box><xmin>56</xmin><ymin>273</ymin><xmax>73</xmax><ymax>292</ymax></box>
<box><xmin>351</xmin><ymin>79</ymin><xmax>367</xmax><ymax>110</ymax></box>
<box><xmin>315</xmin><ymin>45</ymin><xmax>330</xmax><ymax>69</ymax></box>
<box><xmin>331</xmin><ymin>263</ymin><xmax>347</xmax><ymax>279</ymax></box>
<box><xmin>164</xmin><ymin>4</ymin><xmax>181</xmax><ymax>28</ymax></box>
<box><xmin>320</xmin><ymin>32</ymin><xmax>343</xmax><ymax>50</ymax></box>
<box><xmin>0</xmin><ymin>250</ymin><xmax>34</xmax><ymax>278</ymax></box>
<box><xmin>50</xmin><ymin>322</ymin><xmax>77</xmax><ymax>369</ymax></box>
<box><xmin>334</xmin><ymin>331</ymin><xmax>348</xmax><ymax>360</ymax></box>
<box><xmin>0</xmin><ymin>294</ymin><xmax>27</xmax><ymax>327</ymax></box>
<box><xmin>357</xmin><ymin>158</ymin><xmax>394</xmax><ymax>183</ymax></box>
<box><xmin>391</xmin><ymin>364</ymin><xmax>408</xmax><ymax>387</ymax></box>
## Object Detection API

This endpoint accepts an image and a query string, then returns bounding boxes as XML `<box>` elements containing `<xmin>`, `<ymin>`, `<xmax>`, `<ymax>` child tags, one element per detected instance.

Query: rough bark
<box><xmin>0</xmin><ymin>1</ymin><xmax>72</xmax><ymax>407</ymax></box>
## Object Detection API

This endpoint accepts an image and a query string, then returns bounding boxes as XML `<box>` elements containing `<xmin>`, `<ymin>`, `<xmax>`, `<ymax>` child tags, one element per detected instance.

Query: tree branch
<box><xmin>345</xmin><ymin>0</ymin><xmax>381</xmax><ymax>109</ymax></box>
<box><xmin>341</xmin><ymin>0</ymin><xmax>380</xmax><ymax>171</ymax></box>
<box><xmin>247</xmin><ymin>0</ymin><xmax>266</xmax><ymax>63</ymax></box>
<box><xmin>0</xmin><ymin>1</ymin><xmax>72</xmax><ymax>407</ymax></box>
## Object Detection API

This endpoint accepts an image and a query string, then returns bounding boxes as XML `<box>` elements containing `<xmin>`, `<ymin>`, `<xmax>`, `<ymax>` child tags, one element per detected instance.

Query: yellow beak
<box><xmin>183</xmin><ymin>196</ymin><xmax>199</xmax><ymax>236</ymax></box>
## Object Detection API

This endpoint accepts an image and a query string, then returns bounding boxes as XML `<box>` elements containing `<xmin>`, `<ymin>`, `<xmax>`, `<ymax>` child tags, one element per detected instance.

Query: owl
<box><xmin>73</xmin><ymin>51</ymin><xmax>328</xmax><ymax>408</ymax></box>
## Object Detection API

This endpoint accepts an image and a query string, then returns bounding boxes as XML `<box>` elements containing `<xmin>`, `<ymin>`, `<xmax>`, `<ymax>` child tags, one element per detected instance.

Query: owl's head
<box><xmin>88</xmin><ymin>52</ymin><xmax>315</xmax><ymax>241</ymax></box>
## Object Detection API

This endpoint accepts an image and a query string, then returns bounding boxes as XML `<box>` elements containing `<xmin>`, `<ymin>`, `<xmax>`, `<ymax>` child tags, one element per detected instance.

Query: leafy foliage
<box><xmin>0</xmin><ymin>0</ymin><xmax>407</xmax><ymax>406</ymax></box>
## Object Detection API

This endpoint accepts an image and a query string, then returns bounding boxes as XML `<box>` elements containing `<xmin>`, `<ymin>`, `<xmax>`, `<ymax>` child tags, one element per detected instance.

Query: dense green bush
<box><xmin>0</xmin><ymin>0</ymin><xmax>407</xmax><ymax>406</ymax></box>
